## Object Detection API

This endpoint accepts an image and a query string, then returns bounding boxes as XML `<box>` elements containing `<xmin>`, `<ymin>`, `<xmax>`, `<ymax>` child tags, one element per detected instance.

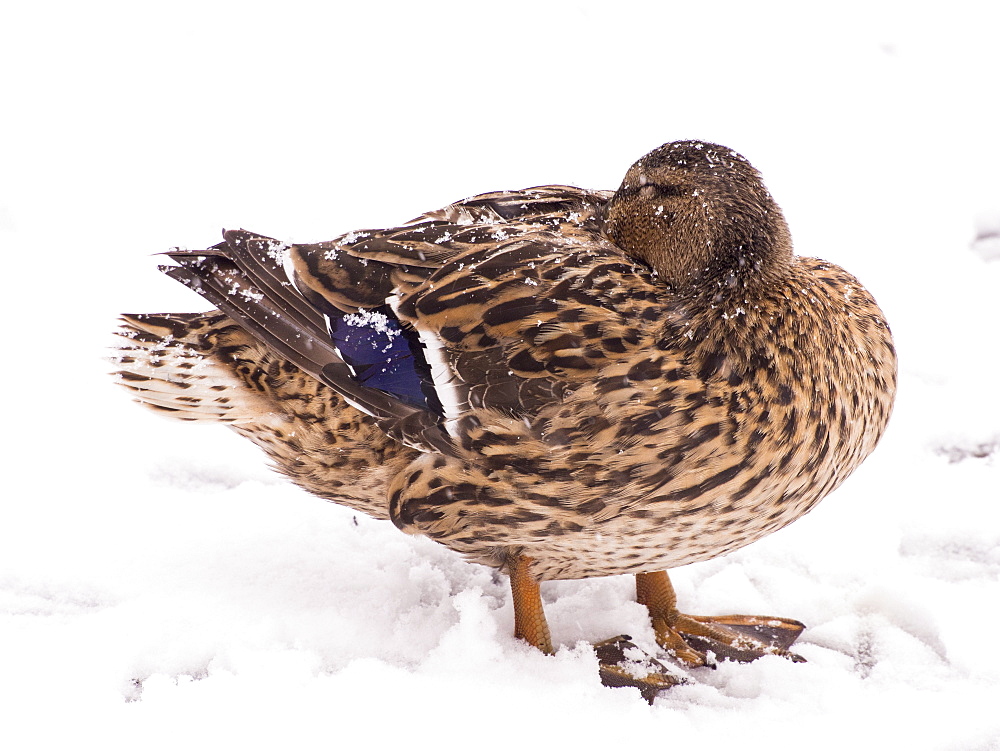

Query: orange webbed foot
<box><xmin>637</xmin><ymin>571</ymin><xmax>806</xmax><ymax>666</ymax></box>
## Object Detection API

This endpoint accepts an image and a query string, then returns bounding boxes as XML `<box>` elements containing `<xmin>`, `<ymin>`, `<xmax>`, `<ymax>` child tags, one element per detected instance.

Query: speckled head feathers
<box><xmin>604</xmin><ymin>140</ymin><xmax>793</xmax><ymax>294</ymax></box>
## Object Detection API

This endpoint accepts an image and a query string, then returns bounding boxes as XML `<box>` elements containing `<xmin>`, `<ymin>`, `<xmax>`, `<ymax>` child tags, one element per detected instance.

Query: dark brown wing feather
<box><xmin>393</xmin><ymin>233</ymin><xmax>662</xmax><ymax>422</ymax></box>
<box><xmin>163</xmin><ymin>230</ymin><xmax>454</xmax><ymax>454</ymax></box>
<box><xmin>283</xmin><ymin>186</ymin><xmax>612</xmax><ymax>313</ymax></box>
<box><xmin>158</xmin><ymin>186</ymin><xmax>613</xmax><ymax>453</ymax></box>
<box><xmin>276</xmin><ymin>186</ymin><xmax>647</xmax><ymax>430</ymax></box>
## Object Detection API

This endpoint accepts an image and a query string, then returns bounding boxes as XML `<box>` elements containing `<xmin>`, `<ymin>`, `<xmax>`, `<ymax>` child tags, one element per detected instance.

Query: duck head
<box><xmin>604</xmin><ymin>141</ymin><xmax>793</xmax><ymax>295</ymax></box>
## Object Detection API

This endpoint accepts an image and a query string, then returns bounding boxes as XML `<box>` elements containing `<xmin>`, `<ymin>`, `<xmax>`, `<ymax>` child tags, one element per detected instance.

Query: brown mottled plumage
<box><xmin>113</xmin><ymin>141</ymin><xmax>896</xmax><ymax>693</ymax></box>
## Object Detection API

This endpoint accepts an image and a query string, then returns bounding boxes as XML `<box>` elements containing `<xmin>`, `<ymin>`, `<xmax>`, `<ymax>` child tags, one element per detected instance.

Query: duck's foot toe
<box><xmin>592</xmin><ymin>617</ymin><xmax>805</xmax><ymax>701</ymax></box>
<box><xmin>668</xmin><ymin>614</ymin><xmax>807</xmax><ymax>665</ymax></box>
<box><xmin>594</xmin><ymin>635</ymin><xmax>687</xmax><ymax>703</ymax></box>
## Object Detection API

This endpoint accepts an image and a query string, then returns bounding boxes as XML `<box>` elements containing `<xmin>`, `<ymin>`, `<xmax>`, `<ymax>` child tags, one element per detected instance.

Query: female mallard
<box><xmin>114</xmin><ymin>141</ymin><xmax>896</xmax><ymax>694</ymax></box>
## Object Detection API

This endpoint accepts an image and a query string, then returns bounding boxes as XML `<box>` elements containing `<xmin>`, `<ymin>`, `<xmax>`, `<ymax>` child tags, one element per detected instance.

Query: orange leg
<box><xmin>636</xmin><ymin>570</ymin><xmax>806</xmax><ymax>665</ymax></box>
<box><xmin>508</xmin><ymin>554</ymin><xmax>683</xmax><ymax>700</ymax></box>
<box><xmin>506</xmin><ymin>560</ymin><xmax>804</xmax><ymax>700</ymax></box>
<box><xmin>508</xmin><ymin>553</ymin><xmax>554</xmax><ymax>655</ymax></box>
<box><xmin>636</xmin><ymin>570</ymin><xmax>709</xmax><ymax>665</ymax></box>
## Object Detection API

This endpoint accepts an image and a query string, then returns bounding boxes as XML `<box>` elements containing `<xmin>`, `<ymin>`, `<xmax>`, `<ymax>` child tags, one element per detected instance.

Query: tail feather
<box><xmin>112</xmin><ymin>312</ymin><xmax>273</xmax><ymax>423</ymax></box>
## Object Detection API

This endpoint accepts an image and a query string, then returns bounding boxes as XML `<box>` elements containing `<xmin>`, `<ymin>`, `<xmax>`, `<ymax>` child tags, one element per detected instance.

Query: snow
<box><xmin>3</xmin><ymin>1</ymin><xmax>1000</xmax><ymax>748</ymax></box>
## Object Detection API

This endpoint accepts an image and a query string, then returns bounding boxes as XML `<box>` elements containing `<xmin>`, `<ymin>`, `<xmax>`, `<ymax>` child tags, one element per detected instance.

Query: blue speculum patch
<box><xmin>328</xmin><ymin>306</ymin><xmax>441</xmax><ymax>413</ymax></box>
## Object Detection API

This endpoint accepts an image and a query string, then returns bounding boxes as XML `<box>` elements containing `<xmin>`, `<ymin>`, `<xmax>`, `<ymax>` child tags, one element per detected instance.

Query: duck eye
<box><xmin>639</xmin><ymin>183</ymin><xmax>684</xmax><ymax>200</ymax></box>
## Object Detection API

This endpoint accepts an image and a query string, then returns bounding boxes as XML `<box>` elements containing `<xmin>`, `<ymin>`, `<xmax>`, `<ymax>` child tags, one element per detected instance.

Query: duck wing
<box><xmin>163</xmin><ymin>231</ymin><xmax>454</xmax><ymax>454</ymax></box>
<box><xmin>282</xmin><ymin>185</ymin><xmax>612</xmax><ymax>314</ymax></box>
<box><xmin>161</xmin><ymin>186</ymin><xmax>616</xmax><ymax>453</ymax></box>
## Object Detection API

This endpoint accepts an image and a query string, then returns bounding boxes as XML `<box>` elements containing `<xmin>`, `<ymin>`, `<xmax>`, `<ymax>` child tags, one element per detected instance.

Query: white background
<box><xmin>2</xmin><ymin>1</ymin><xmax>999</xmax><ymax>748</ymax></box>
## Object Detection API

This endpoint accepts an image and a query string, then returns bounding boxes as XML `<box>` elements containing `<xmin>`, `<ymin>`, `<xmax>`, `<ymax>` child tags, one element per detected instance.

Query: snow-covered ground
<box><xmin>3</xmin><ymin>2</ymin><xmax>999</xmax><ymax>748</ymax></box>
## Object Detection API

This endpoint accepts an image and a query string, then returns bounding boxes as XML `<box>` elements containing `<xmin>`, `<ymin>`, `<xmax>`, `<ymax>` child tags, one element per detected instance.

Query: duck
<box><xmin>113</xmin><ymin>140</ymin><xmax>897</xmax><ymax>697</ymax></box>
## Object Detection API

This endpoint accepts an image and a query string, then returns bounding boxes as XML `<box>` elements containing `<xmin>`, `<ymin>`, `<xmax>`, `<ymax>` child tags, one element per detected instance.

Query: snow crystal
<box><xmin>226</xmin><ymin>282</ymin><xmax>263</xmax><ymax>303</ymax></box>
<box><xmin>341</xmin><ymin>308</ymin><xmax>401</xmax><ymax>338</ymax></box>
